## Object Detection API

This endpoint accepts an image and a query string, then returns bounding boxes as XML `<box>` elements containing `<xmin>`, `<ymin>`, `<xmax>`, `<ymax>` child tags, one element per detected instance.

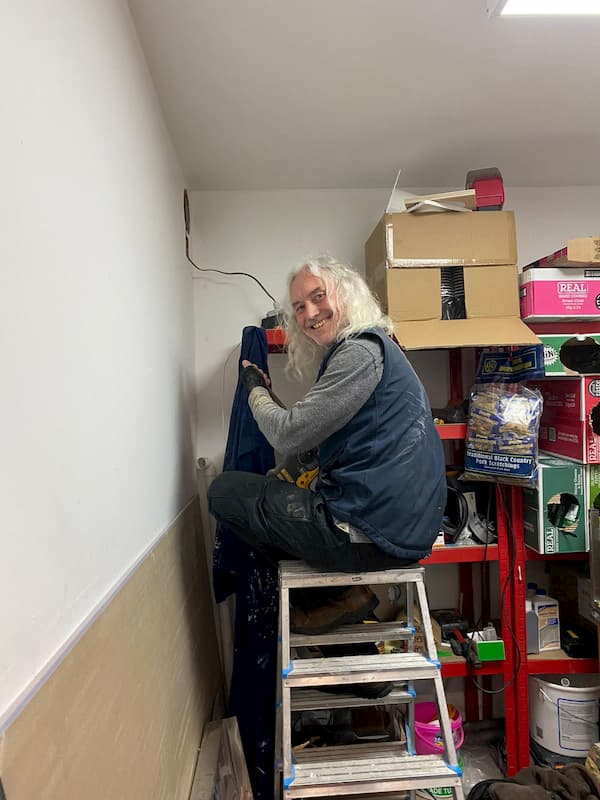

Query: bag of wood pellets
<box><xmin>463</xmin><ymin>348</ymin><xmax>544</xmax><ymax>487</ymax></box>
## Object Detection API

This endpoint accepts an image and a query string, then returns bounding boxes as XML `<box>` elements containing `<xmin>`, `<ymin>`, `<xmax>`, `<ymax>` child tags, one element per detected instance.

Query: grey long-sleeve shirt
<box><xmin>248</xmin><ymin>336</ymin><xmax>384</xmax><ymax>455</ymax></box>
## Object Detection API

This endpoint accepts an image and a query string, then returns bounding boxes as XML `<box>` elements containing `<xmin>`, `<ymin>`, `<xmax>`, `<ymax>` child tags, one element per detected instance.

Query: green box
<box><xmin>523</xmin><ymin>455</ymin><xmax>588</xmax><ymax>554</ymax></box>
<box><xmin>587</xmin><ymin>464</ymin><xmax>600</xmax><ymax>511</ymax></box>
<box><xmin>476</xmin><ymin>639</ymin><xmax>505</xmax><ymax>662</ymax></box>
<box><xmin>540</xmin><ymin>333</ymin><xmax>600</xmax><ymax>376</ymax></box>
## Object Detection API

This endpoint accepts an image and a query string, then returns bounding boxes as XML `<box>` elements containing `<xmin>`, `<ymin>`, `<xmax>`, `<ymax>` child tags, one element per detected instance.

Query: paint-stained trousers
<box><xmin>208</xmin><ymin>470</ymin><xmax>415</xmax><ymax>577</ymax></box>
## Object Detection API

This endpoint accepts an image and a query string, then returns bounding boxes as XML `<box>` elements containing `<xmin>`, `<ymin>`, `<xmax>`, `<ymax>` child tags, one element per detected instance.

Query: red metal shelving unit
<box><xmin>266</xmin><ymin>332</ymin><xmax>597</xmax><ymax>774</ymax></box>
<box><xmin>422</xmin><ymin>545</ymin><xmax>498</xmax><ymax>564</ymax></box>
<box><xmin>265</xmin><ymin>328</ymin><xmax>286</xmax><ymax>350</ymax></box>
<box><xmin>514</xmin><ymin>319</ymin><xmax>598</xmax><ymax>769</ymax></box>
<box><xmin>527</xmin><ymin>322</ymin><xmax>600</xmax><ymax>335</ymax></box>
<box><xmin>440</xmin><ymin>656</ymin><xmax>506</xmax><ymax>679</ymax></box>
<box><xmin>527</xmin><ymin>652</ymin><xmax>599</xmax><ymax>675</ymax></box>
<box><xmin>435</xmin><ymin>423</ymin><xmax>467</xmax><ymax>440</ymax></box>
<box><xmin>525</xmin><ymin>547</ymin><xmax>589</xmax><ymax>562</ymax></box>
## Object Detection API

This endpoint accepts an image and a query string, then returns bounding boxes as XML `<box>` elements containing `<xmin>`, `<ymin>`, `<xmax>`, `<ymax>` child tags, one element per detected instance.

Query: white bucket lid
<box><xmin>534</xmin><ymin>674</ymin><xmax>600</xmax><ymax>692</ymax></box>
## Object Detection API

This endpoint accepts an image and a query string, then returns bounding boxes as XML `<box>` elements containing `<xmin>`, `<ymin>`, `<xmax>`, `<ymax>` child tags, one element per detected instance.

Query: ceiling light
<box><xmin>488</xmin><ymin>0</ymin><xmax>600</xmax><ymax>15</ymax></box>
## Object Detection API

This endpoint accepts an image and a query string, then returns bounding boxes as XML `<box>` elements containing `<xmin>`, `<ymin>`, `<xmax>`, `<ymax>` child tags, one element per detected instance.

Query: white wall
<box><xmin>0</xmin><ymin>1</ymin><xmax>195</xmax><ymax>723</ymax></box>
<box><xmin>191</xmin><ymin>186</ymin><xmax>600</xmax><ymax>468</ymax></box>
<box><xmin>190</xmin><ymin>188</ymin><xmax>452</xmax><ymax>468</ymax></box>
<box><xmin>510</xmin><ymin>187</ymin><xmax>600</xmax><ymax>268</ymax></box>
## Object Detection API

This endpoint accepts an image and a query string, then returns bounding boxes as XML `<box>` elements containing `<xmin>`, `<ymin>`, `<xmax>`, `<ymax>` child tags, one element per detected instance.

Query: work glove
<box><xmin>241</xmin><ymin>364</ymin><xmax>268</xmax><ymax>393</ymax></box>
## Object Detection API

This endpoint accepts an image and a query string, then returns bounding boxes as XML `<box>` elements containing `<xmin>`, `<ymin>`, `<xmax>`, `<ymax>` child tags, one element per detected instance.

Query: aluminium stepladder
<box><xmin>277</xmin><ymin>560</ymin><xmax>464</xmax><ymax>800</ymax></box>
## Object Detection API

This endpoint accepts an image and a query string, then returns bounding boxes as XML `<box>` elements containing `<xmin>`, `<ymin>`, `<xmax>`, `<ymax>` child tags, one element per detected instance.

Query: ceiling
<box><xmin>128</xmin><ymin>0</ymin><xmax>600</xmax><ymax>190</ymax></box>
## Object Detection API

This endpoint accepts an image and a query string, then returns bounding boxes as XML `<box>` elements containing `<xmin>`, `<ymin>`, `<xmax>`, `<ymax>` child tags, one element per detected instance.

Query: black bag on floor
<box><xmin>466</xmin><ymin>779</ymin><xmax>518</xmax><ymax>800</ymax></box>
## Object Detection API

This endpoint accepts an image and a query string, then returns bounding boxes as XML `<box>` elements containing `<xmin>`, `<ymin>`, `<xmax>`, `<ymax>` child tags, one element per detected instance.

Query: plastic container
<box><xmin>531</xmin><ymin>588</ymin><xmax>560</xmax><ymax>652</ymax></box>
<box><xmin>526</xmin><ymin>599</ymin><xmax>539</xmax><ymax>654</ymax></box>
<box><xmin>529</xmin><ymin>674</ymin><xmax>600</xmax><ymax>757</ymax></box>
<box><xmin>414</xmin><ymin>701</ymin><xmax>464</xmax><ymax>755</ymax></box>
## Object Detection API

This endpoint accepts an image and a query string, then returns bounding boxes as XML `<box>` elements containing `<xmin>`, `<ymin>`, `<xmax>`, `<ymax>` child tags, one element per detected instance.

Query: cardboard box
<box><xmin>524</xmin><ymin>237</ymin><xmax>600</xmax><ymax>269</ymax></box>
<box><xmin>365</xmin><ymin>209</ymin><xmax>517</xmax><ymax>269</ymax></box>
<box><xmin>365</xmin><ymin>179</ymin><xmax>537</xmax><ymax>349</ymax></box>
<box><xmin>586</xmin><ymin>464</ymin><xmax>600</xmax><ymax>511</ymax></box>
<box><xmin>523</xmin><ymin>455</ymin><xmax>588</xmax><ymax>554</ymax></box>
<box><xmin>530</xmin><ymin>377</ymin><xmax>600</xmax><ymax>463</ymax></box>
<box><xmin>539</xmin><ymin>333</ymin><xmax>600</xmax><ymax>376</ymax></box>
<box><xmin>519</xmin><ymin>267</ymin><xmax>600</xmax><ymax>321</ymax></box>
<box><xmin>372</xmin><ymin>263</ymin><xmax>539</xmax><ymax>350</ymax></box>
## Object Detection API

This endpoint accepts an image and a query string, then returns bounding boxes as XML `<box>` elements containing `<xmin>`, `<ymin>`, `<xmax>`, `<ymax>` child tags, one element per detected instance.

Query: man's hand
<box><xmin>241</xmin><ymin>361</ymin><xmax>270</xmax><ymax>393</ymax></box>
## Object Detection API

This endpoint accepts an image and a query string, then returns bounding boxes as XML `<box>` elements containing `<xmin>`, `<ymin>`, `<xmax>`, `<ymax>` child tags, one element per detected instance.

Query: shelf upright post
<box><xmin>508</xmin><ymin>486</ymin><xmax>531</xmax><ymax>772</ymax></box>
<box><xmin>448</xmin><ymin>349</ymin><xmax>465</xmax><ymax>465</ymax></box>
<box><xmin>459</xmin><ymin>561</ymin><xmax>480</xmax><ymax>722</ymax></box>
<box><xmin>449</xmin><ymin>348</ymin><xmax>480</xmax><ymax>721</ymax></box>
<box><xmin>496</xmin><ymin>484</ymin><xmax>518</xmax><ymax>775</ymax></box>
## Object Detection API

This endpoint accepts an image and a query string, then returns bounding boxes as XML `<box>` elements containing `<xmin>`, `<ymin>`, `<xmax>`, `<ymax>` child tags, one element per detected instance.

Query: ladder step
<box><xmin>291</xmin><ymin>683</ymin><xmax>414</xmax><ymax>711</ymax></box>
<box><xmin>285</xmin><ymin>743</ymin><xmax>461</xmax><ymax>798</ymax></box>
<box><xmin>279</xmin><ymin>560</ymin><xmax>424</xmax><ymax>589</ymax></box>
<box><xmin>307</xmin><ymin>795</ymin><xmax>411</xmax><ymax>800</ymax></box>
<box><xmin>284</xmin><ymin>653</ymin><xmax>439</xmax><ymax>687</ymax></box>
<box><xmin>293</xmin><ymin>795</ymin><xmax>411</xmax><ymax>800</ymax></box>
<box><xmin>291</xmin><ymin>621</ymin><xmax>414</xmax><ymax>648</ymax></box>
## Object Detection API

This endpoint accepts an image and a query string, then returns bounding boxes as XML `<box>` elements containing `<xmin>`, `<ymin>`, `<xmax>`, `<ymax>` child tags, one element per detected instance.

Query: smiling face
<box><xmin>290</xmin><ymin>269</ymin><xmax>341</xmax><ymax>347</ymax></box>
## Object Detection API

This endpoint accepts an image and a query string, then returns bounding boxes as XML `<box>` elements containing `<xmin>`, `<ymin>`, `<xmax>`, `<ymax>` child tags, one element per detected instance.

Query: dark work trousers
<box><xmin>208</xmin><ymin>470</ymin><xmax>416</xmax><ymax>595</ymax></box>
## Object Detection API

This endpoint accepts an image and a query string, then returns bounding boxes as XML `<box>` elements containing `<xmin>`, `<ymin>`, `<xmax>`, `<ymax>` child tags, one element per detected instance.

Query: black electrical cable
<box><xmin>187</xmin><ymin>251</ymin><xmax>278</xmax><ymax>306</ymax></box>
<box><xmin>442</xmin><ymin>478</ymin><xmax>470</xmax><ymax>542</ymax></box>
<box><xmin>183</xmin><ymin>189</ymin><xmax>278</xmax><ymax>306</ymax></box>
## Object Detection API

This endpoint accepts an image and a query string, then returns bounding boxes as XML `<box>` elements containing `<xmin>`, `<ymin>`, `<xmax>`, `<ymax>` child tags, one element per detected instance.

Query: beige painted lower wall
<box><xmin>1</xmin><ymin>496</ymin><xmax>222</xmax><ymax>800</ymax></box>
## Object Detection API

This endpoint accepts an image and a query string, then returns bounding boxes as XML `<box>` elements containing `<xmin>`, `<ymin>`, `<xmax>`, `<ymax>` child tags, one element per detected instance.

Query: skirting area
<box><xmin>1</xmin><ymin>497</ymin><xmax>222</xmax><ymax>800</ymax></box>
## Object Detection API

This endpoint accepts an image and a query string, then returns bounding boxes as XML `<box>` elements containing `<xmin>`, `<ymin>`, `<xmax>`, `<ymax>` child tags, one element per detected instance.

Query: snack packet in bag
<box><xmin>462</xmin><ymin>348</ymin><xmax>544</xmax><ymax>487</ymax></box>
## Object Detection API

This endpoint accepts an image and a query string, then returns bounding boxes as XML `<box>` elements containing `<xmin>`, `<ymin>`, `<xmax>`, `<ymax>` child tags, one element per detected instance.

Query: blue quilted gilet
<box><xmin>316</xmin><ymin>328</ymin><xmax>446</xmax><ymax>561</ymax></box>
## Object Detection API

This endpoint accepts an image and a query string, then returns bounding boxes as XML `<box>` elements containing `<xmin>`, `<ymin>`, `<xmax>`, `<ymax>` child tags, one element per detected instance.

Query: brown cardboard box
<box><xmin>524</xmin><ymin>237</ymin><xmax>600</xmax><ymax>269</ymax></box>
<box><xmin>411</xmin><ymin>605</ymin><xmax>442</xmax><ymax>654</ymax></box>
<box><xmin>365</xmin><ymin>210</ymin><xmax>517</xmax><ymax>269</ymax></box>
<box><xmin>374</xmin><ymin>264</ymin><xmax>540</xmax><ymax>350</ymax></box>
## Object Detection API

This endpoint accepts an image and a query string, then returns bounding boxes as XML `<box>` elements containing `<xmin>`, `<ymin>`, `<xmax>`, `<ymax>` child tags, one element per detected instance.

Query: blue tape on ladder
<box><xmin>408</xmin><ymin>625</ymin><xmax>416</xmax><ymax>634</ymax></box>
<box><xmin>282</xmin><ymin>661</ymin><xmax>294</xmax><ymax>677</ymax></box>
<box><xmin>405</xmin><ymin>723</ymin><xmax>416</xmax><ymax>756</ymax></box>
<box><xmin>425</xmin><ymin>656</ymin><xmax>441</xmax><ymax>669</ymax></box>
<box><xmin>447</xmin><ymin>763</ymin><xmax>463</xmax><ymax>777</ymax></box>
<box><xmin>408</xmin><ymin>687</ymin><xmax>416</xmax><ymax>698</ymax></box>
<box><xmin>283</xmin><ymin>764</ymin><xmax>296</xmax><ymax>788</ymax></box>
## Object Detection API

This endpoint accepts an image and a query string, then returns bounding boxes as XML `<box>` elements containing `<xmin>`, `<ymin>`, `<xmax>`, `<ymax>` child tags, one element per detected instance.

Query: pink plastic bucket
<box><xmin>414</xmin><ymin>702</ymin><xmax>464</xmax><ymax>755</ymax></box>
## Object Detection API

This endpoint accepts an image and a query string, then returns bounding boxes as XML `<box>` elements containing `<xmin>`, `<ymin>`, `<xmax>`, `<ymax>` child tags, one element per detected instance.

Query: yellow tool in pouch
<box><xmin>270</xmin><ymin>449</ymin><xmax>319</xmax><ymax>490</ymax></box>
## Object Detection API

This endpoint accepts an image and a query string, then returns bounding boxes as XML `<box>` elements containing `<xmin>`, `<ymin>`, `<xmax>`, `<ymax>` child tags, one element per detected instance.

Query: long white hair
<box><xmin>282</xmin><ymin>255</ymin><xmax>393</xmax><ymax>380</ymax></box>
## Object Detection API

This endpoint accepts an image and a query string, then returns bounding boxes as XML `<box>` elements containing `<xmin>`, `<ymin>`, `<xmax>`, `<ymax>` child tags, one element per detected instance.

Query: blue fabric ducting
<box><xmin>213</xmin><ymin>325</ymin><xmax>278</xmax><ymax>800</ymax></box>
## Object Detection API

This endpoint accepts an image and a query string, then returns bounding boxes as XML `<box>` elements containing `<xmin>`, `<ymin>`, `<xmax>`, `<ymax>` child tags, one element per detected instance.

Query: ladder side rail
<box><xmin>405</xmin><ymin>578</ymin><xmax>416</xmax><ymax>755</ymax></box>
<box><xmin>279</xmin><ymin>582</ymin><xmax>294</xmax><ymax>788</ymax></box>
